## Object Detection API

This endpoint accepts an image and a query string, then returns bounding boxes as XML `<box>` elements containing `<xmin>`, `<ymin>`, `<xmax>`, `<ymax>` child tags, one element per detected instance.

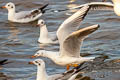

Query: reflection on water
<box><xmin>0</xmin><ymin>0</ymin><xmax>120</xmax><ymax>80</ymax></box>
<box><xmin>8</xmin><ymin>22</ymin><xmax>20</xmax><ymax>42</ymax></box>
<box><xmin>0</xmin><ymin>72</ymin><xmax>12</xmax><ymax>80</ymax></box>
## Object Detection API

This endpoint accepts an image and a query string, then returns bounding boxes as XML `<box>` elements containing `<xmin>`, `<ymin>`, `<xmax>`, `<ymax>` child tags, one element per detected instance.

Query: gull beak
<box><xmin>1</xmin><ymin>6</ymin><xmax>6</xmax><ymax>9</ymax></box>
<box><xmin>36</xmin><ymin>24</ymin><xmax>40</xmax><ymax>27</ymax></box>
<box><xmin>28</xmin><ymin>61</ymin><xmax>34</xmax><ymax>64</ymax></box>
<box><xmin>30</xmin><ymin>55</ymin><xmax>37</xmax><ymax>58</ymax></box>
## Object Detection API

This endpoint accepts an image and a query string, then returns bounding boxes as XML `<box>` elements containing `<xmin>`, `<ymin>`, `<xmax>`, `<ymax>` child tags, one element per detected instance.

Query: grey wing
<box><xmin>15</xmin><ymin>9</ymin><xmax>42</xmax><ymax>20</ymax></box>
<box><xmin>57</xmin><ymin>5</ymin><xmax>90</xmax><ymax>52</ymax></box>
<box><xmin>60</xmin><ymin>24</ymin><xmax>99</xmax><ymax>57</ymax></box>
<box><xmin>15</xmin><ymin>11</ymin><xmax>31</xmax><ymax>20</ymax></box>
<box><xmin>15</xmin><ymin>4</ymin><xmax>48</xmax><ymax>20</ymax></box>
<box><xmin>72</xmin><ymin>2</ymin><xmax>113</xmax><ymax>11</ymax></box>
<box><xmin>48</xmin><ymin>74</ymin><xmax>64</xmax><ymax>80</ymax></box>
<box><xmin>54</xmin><ymin>2</ymin><xmax>113</xmax><ymax>13</ymax></box>
<box><xmin>88</xmin><ymin>2</ymin><xmax>113</xmax><ymax>11</ymax></box>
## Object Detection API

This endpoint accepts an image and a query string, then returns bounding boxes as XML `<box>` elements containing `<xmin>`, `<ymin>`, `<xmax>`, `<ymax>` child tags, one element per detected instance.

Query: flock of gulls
<box><xmin>1</xmin><ymin>0</ymin><xmax>120</xmax><ymax>80</ymax></box>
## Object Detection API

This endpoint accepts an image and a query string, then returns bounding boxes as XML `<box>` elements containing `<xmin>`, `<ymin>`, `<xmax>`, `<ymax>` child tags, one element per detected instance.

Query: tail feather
<box><xmin>0</xmin><ymin>59</ymin><xmax>8</xmax><ymax>65</ymax></box>
<box><xmin>39</xmin><ymin>3</ymin><xmax>49</xmax><ymax>13</ymax></box>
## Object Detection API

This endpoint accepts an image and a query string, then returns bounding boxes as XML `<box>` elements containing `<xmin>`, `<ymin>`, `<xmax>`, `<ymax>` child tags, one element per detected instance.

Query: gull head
<box><xmin>37</xmin><ymin>19</ymin><xmax>45</xmax><ymax>27</ymax></box>
<box><xmin>29</xmin><ymin>59</ymin><xmax>45</xmax><ymax>67</ymax></box>
<box><xmin>31</xmin><ymin>50</ymin><xmax>46</xmax><ymax>58</ymax></box>
<box><xmin>2</xmin><ymin>2</ymin><xmax>15</xmax><ymax>10</ymax></box>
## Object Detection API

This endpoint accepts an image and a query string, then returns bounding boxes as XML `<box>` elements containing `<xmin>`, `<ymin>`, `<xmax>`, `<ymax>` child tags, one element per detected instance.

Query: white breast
<box><xmin>114</xmin><ymin>3</ymin><xmax>120</xmax><ymax>16</ymax></box>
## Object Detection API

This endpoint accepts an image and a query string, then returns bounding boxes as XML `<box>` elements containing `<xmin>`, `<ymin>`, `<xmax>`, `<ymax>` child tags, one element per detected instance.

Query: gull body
<box><xmin>32</xmin><ymin>5</ymin><xmax>99</xmax><ymax>70</ymax></box>
<box><xmin>35</xmin><ymin>50</ymin><xmax>94</xmax><ymax>66</ymax></box>
<box><xmin>29</xmin><ymin>59</ymin><xmax>84</xmax><ymax>80</ymax></box>
<box><xmin>112</xmin><ymin>0</ymin><xmax>120</xmax><ymax>16</ymax></box>
<box><xmin>101</xmin><ymin>0</ymin><xmax>120</xmax><ymax>16</ymax></box>
<box><xmin>2</xmin><ymin>2</ymin><xmax>48</xmax><ymax>23</ymax></box>
<box><xmin>37</xmin><ymin>20</ymin><xmax>58</xmax><ymax>44</ymax></box>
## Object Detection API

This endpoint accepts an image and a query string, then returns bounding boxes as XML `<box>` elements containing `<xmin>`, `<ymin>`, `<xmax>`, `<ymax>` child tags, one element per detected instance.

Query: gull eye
<box><xmin>41</xmin><ymin>21</ymin><xmax>44</xmax><ymax>24</ymax></box>
<box><xmin>8</xmin><ymin>5</ymin><xmax>10</xmax><ymax>6</ymax></box>
<box><xmin>38</xmin><ymin>63</ymin><xmax>41</xmax><ymax>66</ymax></box>
<box><xmin>11</xmin><ymin>6</ymin><xmax>13</xmax><ymax>8</ymax></box>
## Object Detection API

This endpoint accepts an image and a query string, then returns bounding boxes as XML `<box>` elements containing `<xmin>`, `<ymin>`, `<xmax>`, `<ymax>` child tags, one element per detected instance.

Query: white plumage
<box><xmin>2</xmin><ymin>2</ymin><xmax>48</xmax><ymax>23</ymax></box>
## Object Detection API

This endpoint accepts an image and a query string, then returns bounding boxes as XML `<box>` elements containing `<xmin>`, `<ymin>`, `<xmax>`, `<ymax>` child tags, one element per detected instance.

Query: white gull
<box><xmin>37</xmin><ymin>19</ymin><xmax>58</xmax><ymax>44</ymax></box>
<box><xmin>29</xmin><ymin>59</ymin><xmax>85</xmax><ymax>80</ymax></box>
<box><xmin>31</xmin><ymin>5</ymin><xmax>99</xmax><ymax>70</ymax></box>
<box><xmin>2</xmin><ymin>2</ymin><xmax>48</xmax><ymax>23</ymax></box>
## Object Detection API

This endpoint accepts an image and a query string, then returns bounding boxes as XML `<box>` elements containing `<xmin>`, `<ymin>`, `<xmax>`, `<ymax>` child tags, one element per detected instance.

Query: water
<box><xmin>0</xmin><ymin>0</ymin><xmax>120</xmax><ymax>80</ymax></box>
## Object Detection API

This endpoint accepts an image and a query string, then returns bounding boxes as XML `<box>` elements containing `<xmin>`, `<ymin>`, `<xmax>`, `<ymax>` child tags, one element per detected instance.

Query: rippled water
<box><xmin>0</xmin><ymin>0</ymin><xmax>120</xmax><ymax>80</ymax></box>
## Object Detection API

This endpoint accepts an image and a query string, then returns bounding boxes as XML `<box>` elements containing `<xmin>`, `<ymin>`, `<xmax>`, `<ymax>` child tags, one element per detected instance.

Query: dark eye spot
<box><xmin>8</xmin><ymin>5</ymin><xmax>10</xmax><ymax>6</ymax></box>
<box><xmin>38</xmin><ymin>63</ymin><xmax>41</xmax><ymax>65</ymax></box>
<box><xmin>41</xmin><ymin>21</ymin><xmax>44</xmax><ymax>24</ymax></box>
<box><xmin>11</xmin><ymin>6</ymin><xmax>13</xmax><ymax>8</ymax></box>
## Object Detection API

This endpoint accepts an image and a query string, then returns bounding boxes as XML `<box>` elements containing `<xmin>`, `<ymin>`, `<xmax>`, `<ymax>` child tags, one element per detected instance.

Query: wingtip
<box><xmin>90</xmin><ymin>24</ymin><xmax>100</xmax><ymax>30</ymax></box>
<box><xmin>40</xmin><ymin>3</ymin><xmax>49</xmax><ymax>13</ymax></box>
<box><xmin>0</xmin><ymin>59</ymin><xmax>8</xmax><ymax>65</ymax></box>
<box><xmin>94</xmin><ymin>24</ymin><xmax>100</xmax><ymax>29</ymax></box>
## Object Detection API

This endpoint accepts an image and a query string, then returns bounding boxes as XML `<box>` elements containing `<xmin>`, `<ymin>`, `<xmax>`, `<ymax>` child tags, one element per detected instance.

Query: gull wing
<box><xmin>60</xmin><ymin>24</ymin><xmax>99</xmax><ymax>57</ymax></box>
<box><xmin>16</xmin><ymin>4</ymin><xmax>48</xmax><ymax>20</ymax></box>
<box><xmin>55</xmin><ymin>2</ymin><xmax>113</xmax><ymax>12</ymax></box>
<box><xmin>72</xmin><ymin>2</ymin><xmax>113</xmax><ymax>11</ymax></box>
<box><xmin>48</xmin><ymin>74</ymin><xmax>64</xmax><ymax>80</ymax></box>
<box><xmin>57</xmin><ymin>5</ymin><xmax>90</xmax><ymax>54</ymax></box>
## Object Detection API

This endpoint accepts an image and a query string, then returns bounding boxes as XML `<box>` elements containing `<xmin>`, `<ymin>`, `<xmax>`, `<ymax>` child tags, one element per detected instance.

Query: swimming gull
<box><xmin>28</xmin><ymin>59</ymin><xmax>85</xmax><ymax>80</ymax></box>
<box><xmin>2</xmin><ymin>2</ymin><xmax>48</xmax><ymax>23</ymax></box>
<box><xmin>37</xmin><ymin>19</ymin><xmax>58</xmax><ymax>44</ymax></box>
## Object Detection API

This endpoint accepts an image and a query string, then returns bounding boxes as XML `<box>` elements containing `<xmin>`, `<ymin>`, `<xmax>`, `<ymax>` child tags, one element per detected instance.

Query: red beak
<box><xmin>30</xmin><ymin>55</ymin><xmax>37</xmax><ymax>58</ymax></box>
<box><xmin>28</xmin><ymin>61</ymin><xmax>34</xmax><ymax>64</ymax></box>
<box><xmin>1</xmin><ymin>6</ymin><xmax>6</xmax><ymax>9</ymax></box>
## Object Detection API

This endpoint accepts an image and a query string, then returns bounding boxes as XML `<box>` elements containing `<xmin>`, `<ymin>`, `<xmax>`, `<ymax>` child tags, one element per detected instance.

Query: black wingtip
<box><xmin>0</xmin><ymin>59</ymin><xmax>8</xmax><ymax>65</ymax></box>
<box><xmin>39</xmin><ymin>3</ymin><xmax>49</xmax><ymax>13</ymax></box>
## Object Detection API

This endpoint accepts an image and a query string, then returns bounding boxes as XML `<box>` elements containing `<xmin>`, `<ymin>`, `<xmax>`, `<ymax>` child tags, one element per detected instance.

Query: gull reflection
<box><xmin>8</xmin><ymin>22</ymin><xmax>20</xmax><ymax>42</ymax></box>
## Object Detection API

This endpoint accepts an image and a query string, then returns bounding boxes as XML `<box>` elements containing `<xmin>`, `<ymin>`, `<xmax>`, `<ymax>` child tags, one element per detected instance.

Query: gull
<box><xmin>2</xmin><ymin>2</ymin><xmax>48</xmax><ymax>23</ymax></box>
<box><xmin>37</xmin><ymin>19</ymin><xmax>58</xmax><ymax>44</ymax></box>
<box><xmin>31</xmin><ymin>5</ymin><xmax>100</xmax><ymax>70</ymax></box>
<box><xmin>28</xmin><ymin>59</ymin><xmax>86</xmax><ymax>80</ymax></box>
<box><xmin>103</xmin><ymin>0</ymin><xmax>120</xmax><ymax>16</ymax></box>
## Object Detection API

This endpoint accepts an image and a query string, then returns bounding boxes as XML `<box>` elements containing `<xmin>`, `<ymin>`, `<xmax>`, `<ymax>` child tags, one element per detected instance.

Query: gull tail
<box><xmin>39</xmin><ymin>3</ymin><xmax>49</xmax><ymax>13</ymax></box>
<box><xmin>0</xmin><ymin>59</ymin><xmax>8</xmax><ymax>65</ymax></box>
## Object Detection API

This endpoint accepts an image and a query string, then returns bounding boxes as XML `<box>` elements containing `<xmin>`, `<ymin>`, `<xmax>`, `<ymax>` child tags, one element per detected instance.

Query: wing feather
<box><xmin>57</xmin><ymin>5</ymin><xmax>90</xmax><ymax>54</ymax></box>
<box><xmin>61</xmin><ymin>24</ymin><xmax>100</xmax><ymax>57</ymax></box>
